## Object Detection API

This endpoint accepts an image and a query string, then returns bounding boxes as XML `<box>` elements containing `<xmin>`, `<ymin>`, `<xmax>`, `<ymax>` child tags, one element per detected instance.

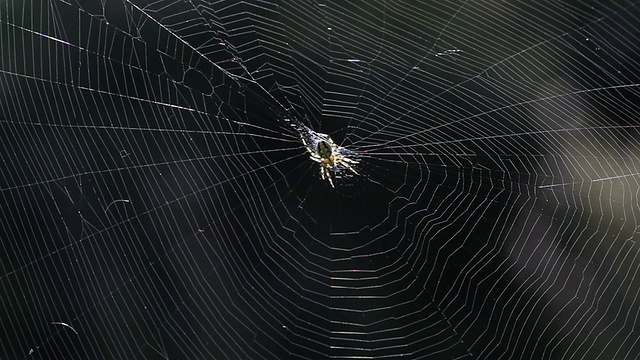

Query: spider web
<box><xmin>1</xmin><ymin>1</ymin><xmax>640</xmax><ymax>359</ymax></box>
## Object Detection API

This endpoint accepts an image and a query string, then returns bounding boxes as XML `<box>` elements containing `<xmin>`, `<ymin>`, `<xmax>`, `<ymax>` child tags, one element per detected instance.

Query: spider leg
<box><xmin>341</xmin><ymin>157</ymin><xmax>359</xmax><ymax>164</ymax></box>
<box><xmin>341</xmin><ymin>162</ymin><xmax>358</xmax><ymax>175</ymax></box>
<box><xmin>326</xmin><ymin>170</ymin><xmax>335</xmax><ymax>188</ymax></box>
<box><xmin>308</xmin><ymin>153</ymin><xmax>323</xmax><ymax>164</ymax></box>
<box><xmin>332</xmin><ymin>155</ymin><xmax>359</xmax><ymax>175</ymax></box>
<box><xmin>319</xmin><ymin>166</ymin><xmax>334</xmax><ymax>188</ymax></box>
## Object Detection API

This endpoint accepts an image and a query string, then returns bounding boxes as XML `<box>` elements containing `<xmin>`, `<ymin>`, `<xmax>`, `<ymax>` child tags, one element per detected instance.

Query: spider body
<box><xmin>303</xmin><ymin>134</ymin><xmax>358</xmax><ymax>188</ymax></box>
<box><xmin>316</xmin><ymin>141</ymin><xmax>335</xmax><ymax>166</ymax></box>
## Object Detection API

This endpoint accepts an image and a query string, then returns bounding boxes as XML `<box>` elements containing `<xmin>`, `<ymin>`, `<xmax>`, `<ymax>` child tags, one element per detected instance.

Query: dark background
<box><xmin>1</xmin><ymin>1</ymin><xmax>640</xmax><ymax>359</ymax></box>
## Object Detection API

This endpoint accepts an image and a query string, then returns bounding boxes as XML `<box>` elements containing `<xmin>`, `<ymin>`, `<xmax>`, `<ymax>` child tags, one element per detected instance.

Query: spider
<box><xmin>303</xmin><ymin>134</ymin><xmax>358</xmax><ymax>188</ymax></box>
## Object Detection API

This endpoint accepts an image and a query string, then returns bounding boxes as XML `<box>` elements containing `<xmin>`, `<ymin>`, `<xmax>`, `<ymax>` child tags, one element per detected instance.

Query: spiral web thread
<box><xmin>1</xmin><ymin>1</ymin><xmax>640</xmax><ymax>359</ymax></box>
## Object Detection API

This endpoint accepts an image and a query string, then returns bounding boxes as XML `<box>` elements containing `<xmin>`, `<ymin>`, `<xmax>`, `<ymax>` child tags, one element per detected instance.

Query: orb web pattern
<box><xmin>1</xmin><ymin>1</ymin><xmax>640</xmax><ymax>359</ymax></box>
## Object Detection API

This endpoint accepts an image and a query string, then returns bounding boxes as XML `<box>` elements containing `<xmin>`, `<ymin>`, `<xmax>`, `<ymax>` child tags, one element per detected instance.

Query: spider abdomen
<box><xmin>316</xmin><ymin>141</ymin><xmax>332</xmax><ymax>159</ymax></box>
